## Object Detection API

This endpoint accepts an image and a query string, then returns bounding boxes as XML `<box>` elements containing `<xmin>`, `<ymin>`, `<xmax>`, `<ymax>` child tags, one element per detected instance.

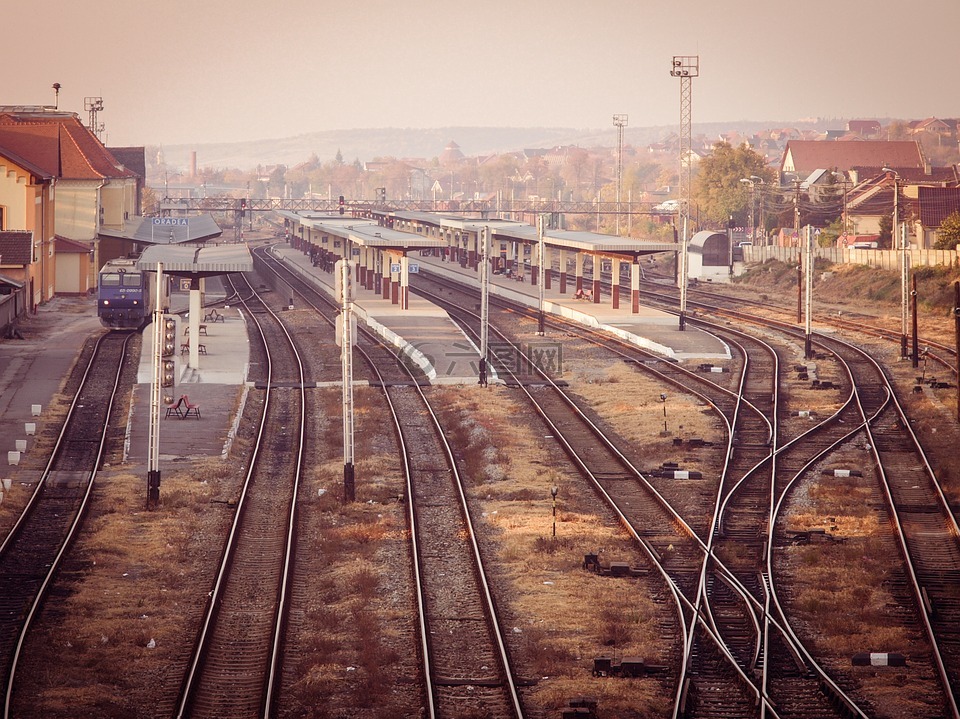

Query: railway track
<box><xmin>411</xmin><ymin>270</ymin><xmax>877</xmax><ymax>718</ymax></box>
<box><xmin>174</xmin><ymin>273</ymin><xmax>307</xmax><ymax>718</ymax></box>
<box><xmin>256</xmin><ymin>247</ymin><xmax>525</xmax><ymax>717</ymax></box>
<box><xmin>1</xmin><ymin>330</ymin><xmax>130</xmax><ymax>719</ymax></box>
<box><xmin>638</xmin><ymin>279</ymin><xmax>960</xmax><ymax>717</ymax></box>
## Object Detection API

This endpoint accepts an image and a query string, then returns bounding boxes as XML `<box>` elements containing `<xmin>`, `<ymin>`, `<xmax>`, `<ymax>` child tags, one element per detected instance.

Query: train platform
<box><xmin>127</xmin><ymin>274</ymin><xmax>250</xmax><ymax>465</ymax></box>
<box><xmin>0</xmin><ymin>296</ymin><xmax>102</xmax><ymax>491</ymax></box>
<box><xmin>269</xmin><ymin>244</ymin><xmax>482</xmax><ymax>384</ymax></box>
<box><xmin>410</xmin><ymin>253</ymin><xmax>730</xmax><ymax>361</ymax></box>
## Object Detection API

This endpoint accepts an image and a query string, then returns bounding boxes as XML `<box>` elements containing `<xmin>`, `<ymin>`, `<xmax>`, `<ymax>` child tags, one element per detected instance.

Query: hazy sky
<box><xmin>10</xmin><ymin>0</ymin><xmax>960</xmax><ymax>148</ymax></box>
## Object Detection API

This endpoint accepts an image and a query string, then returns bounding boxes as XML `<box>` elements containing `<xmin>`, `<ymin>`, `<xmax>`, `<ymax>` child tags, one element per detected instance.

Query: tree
<box><xmin>878</xmin><ymin>213</ymin><xmax>893</xmax><ymax>249</ymax></box>
<box><xmin>935</xmin><ymin>210</ymin><xmax>960</xmax><ymax>249</ymax></box>
<box><xmin>692</xmin><ymin>142</ymin><xmax>773</xmax><ymax>228</ymax></box>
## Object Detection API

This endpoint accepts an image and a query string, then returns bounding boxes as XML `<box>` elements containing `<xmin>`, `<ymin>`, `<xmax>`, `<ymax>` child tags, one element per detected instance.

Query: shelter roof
<box><xmin>137</xmin><ymin>243</ymin><xmax>253</xmax><ymax>277</ymax></box>
<box><xmin>491</xmin><ymin>225</ymin><xmax>677</xmax><ymax>255</ymax></box>
<box><xmin>303</xmin><ymin>217</ymin><xmax>446</xmax><ymax>249</ymax></box>
<box><xmin>0</xmin><ymin>273</ymin><xmax>24</xmax><ymax>289</ymax></box>
<box><xmin>98</xmin><ymin>215</ymin><xmax>222</xmax><ymax>244</ymax></box>
<box><xmin>55</xmin><ymin>235</ymin><xmax>92</xmax><ymax>253</ymax></box>
<box><xmin>0</xmin><ymin>231</ymin><xmax>33</xmax><ymax>265</ymax></box>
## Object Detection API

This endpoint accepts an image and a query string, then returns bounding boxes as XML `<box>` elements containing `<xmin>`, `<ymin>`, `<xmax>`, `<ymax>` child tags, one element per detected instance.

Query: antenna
<box><xmin>52</xmin><ymin>83</ymin><xmax>61</xmax><ymax>110</ymax></box>
<box><xmin>84</xmin><ymin>96</ymin><xmax>105</xmax><ymax>140</ymax></box>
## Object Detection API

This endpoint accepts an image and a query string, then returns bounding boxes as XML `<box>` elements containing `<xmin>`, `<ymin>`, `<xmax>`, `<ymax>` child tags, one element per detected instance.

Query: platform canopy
<box><xmin>98</xmin><ymin>214</ymin><xmax>222</xmax><ymax>245</ymax></box>
<box><xmin>489</xmin><ymin>225</ymin><xmax>677</xmax><ymax>256</ymax></box>
<box><xmin>137</xmin><ymin>243</ymin><xmax>252</xmax><ymax>278</ymax></box>
<box><xmin>279</xmin><ymin>212</ymin><xmax>446</xmax><ymax>251</ymax></box>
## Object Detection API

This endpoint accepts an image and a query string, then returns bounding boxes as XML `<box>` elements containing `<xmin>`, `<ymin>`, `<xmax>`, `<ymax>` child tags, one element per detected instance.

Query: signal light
<box><xmin>162</xmin><ymin>315</ymin><xmax>177</xmax><ymax>357</ymax></box>
<box><xmin>161</xmin><ymin>359</ymin><xmax>176</xmax><ymax>388</ymax></box>
<box><xmin>338</xmin><ymin>195</ymin><xmax>345</xmax><ymax>215</ymax></box>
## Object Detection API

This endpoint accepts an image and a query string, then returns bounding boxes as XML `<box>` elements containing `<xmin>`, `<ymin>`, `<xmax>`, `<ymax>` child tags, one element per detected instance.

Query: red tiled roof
<box><xmin>0</xmin><ymin>231</ymin><xmax>33</xmax><ymax>265</ymax></box>
<box><xmin>55</xmin><ymin>235</ymin><xmax>92</xmax><ymax>253</ymax></box>
<box><xmin>0</xmin><ymin>112</ymin><xmax>132</xmax><ymax>181</ymax></box>
<box><xmin>918</xmin><ymin>186</ymin><xmax>960</xmax><ymax>229</ymax></box>
<box><xmin>782</xmin><ymin>140</ymin><xmax>924</xmax><ymax>174</ymax></box>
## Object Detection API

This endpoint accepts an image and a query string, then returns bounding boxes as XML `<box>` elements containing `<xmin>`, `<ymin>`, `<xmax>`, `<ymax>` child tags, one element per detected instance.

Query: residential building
<box><xmin>0</xmin><ymin>108</ymin><xmax>144</xmax><ymax>292</ymax></box>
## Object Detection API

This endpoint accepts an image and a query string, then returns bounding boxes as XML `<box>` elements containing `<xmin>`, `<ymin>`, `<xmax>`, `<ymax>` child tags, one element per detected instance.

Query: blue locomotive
<box><xmin>97</xmin><ymin>258</ymin><xmax>167</xmax><ymax>329</ymax></box>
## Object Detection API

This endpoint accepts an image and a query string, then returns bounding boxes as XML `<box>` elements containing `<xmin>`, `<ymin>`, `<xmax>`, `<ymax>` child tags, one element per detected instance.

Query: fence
<box><xmin>0</xmin><ymin>288</ymin><xmax>26</xmax><ymax>338</ymax></box>
<box><xmin>743</xmin><ymin>246</ymin><xmax>960</xmax><ymax>271</ymax></box>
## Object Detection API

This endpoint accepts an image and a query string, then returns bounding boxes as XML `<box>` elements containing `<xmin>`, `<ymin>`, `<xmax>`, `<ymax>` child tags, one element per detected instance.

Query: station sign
<box><xmin>409</xmin><ymin>263</ymin><xmax>419</xmax><ymax>273</ymax></box>
<box><xmin>152</xmin><ymin>217</ymin><xmax>188</xmax><ymax>226</ymax></box>
<box><xmin>390</xmin><ymin>263</ymin><xmax>402</xmax><ymax>273</ymax></box>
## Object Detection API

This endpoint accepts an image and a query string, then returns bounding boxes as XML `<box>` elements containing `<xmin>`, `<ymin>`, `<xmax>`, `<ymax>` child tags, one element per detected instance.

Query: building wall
<box><xmin>0</xmin><ymin>159</ymin><xmax>34</xmax><ymax>229</ymax></box>
<box><xmin>55</xmin><ymin>181</ymin><xmax>100</xmax><ymax>241</ymax></box>
<box><xmin>55</xmin><ymin>252</ymin><xmax>83</xmax><ymax>294</ymax></box>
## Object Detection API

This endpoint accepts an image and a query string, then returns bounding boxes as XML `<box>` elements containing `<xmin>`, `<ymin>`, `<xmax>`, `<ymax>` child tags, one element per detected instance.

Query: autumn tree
<box><xmin>935</xmin><ymin>210</ymin><xmax>960</xmax><ymax>249</ymax></box>
<box><xmin>692</xmin><ymin>142</ymin><xmax>773</xmax><ymax>228</ymax></box>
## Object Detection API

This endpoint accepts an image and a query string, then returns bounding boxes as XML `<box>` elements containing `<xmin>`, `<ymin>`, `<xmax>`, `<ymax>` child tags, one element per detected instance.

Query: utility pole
<box><xmin>954</xmin><ymin>281</ymin><xmax>960</xmax><ymax>423</ymax></box>
<box><xmin>804</xmin><ymin>225</ymin><xmax>814</xmax><ymax>359</ymax></box>
<box><xmin>479</xmin><ymin>226</ymin><xmax>490</xmax><ymax>386</ymax></box>
<box><xmin>147</xmin><ymin>262</ymin><xmax>165</xmax><ymax>509</ymax></box>
<box><xmin>613</xmin><ymin>114</ymin><xmax>628</xmax><ymax>235</ymax></box>
<box><xmin>337</xmin><ymin>259</ymin><xmax>356</xmax><ymax>502</ymax></box>
<box><xmin>671</xmin><ymin>55</ymin><xmax>698</xmax><ymax>331</ymax></box>
<box><xmin>537</xmin><ymin>215</ymin><xmax>546</xmax><ymax>336</ymax></box>
<box><xmin>911</xmin><ymin>274</ymin><xmax>919</xmax><ymax>369</ymax></box>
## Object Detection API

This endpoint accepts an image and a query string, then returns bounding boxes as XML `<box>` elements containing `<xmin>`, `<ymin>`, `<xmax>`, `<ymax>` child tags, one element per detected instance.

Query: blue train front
<box><xmin>98</xmin><ymin>259</ymin><xmax>151</xmax><ymax>329</ymax></box>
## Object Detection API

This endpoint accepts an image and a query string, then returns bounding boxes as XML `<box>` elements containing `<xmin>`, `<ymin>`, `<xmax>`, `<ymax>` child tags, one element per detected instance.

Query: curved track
<box><xmin>1</xmin><ymin>330</ymin><xmax>131</xmax><ymax>719</ymax></box>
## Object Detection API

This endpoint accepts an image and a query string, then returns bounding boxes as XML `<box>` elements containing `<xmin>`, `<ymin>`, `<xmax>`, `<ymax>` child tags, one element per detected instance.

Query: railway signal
<box><xmin>339</xmin><ymin>195</ymin><xmax>345</xmax><ymax>215</ymax></box>
<box><xmin>161</xmin><ymin>359</ymin><xmax>176</xmax><ymax>388</ymax></box>
<box><xmin>162</xmin><ymin>315</ymin><xmax>177</xmax><ymax>357</ymax></box>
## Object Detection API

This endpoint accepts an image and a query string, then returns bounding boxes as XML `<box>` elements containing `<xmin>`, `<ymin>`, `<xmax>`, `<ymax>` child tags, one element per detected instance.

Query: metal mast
<box><xmin>613</xmin><ymin>114</ymin><xmax>628</xmax><ymax>235</ymax></box>
<box><xmin>671</xmin><ymin>55</ymin><xmax>698</xmax><ymax>331</ymax></box>
<box><xmin>84</xmin><ymin>96</ymin><xmax>104</xmax><ymax>140</ymax></box>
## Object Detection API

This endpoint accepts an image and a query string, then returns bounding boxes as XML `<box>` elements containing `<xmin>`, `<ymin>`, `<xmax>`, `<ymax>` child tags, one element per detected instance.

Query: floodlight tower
<box><xmin>84</xmin><ymin>96</ymin><xmax>104</xmax><ymax>140</ymax></box>
<box><xmin>671</xmin><ymin>55</ymin><xmax>698</xmax><ymax>331</ymax></box>
<box><xmin>613</xmin><ymin>114</ymin><xmax>628</xmax><ymax>235</ymax></box>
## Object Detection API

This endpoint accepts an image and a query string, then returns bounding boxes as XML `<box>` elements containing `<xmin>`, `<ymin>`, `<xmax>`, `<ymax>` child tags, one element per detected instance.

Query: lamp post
<box><xmin>739</xmin><ymin>178</ymin><xmax>755</xmax><ymax>241</ymax></box>
<box><xmin>613</xmin><ymin>114</ymin><xmax>628</xmax><ymax>235</ymax></box>
<box><xmin>660</xmin><ymin>393</ymin><xmax>668</xmax><ymax>434</ymax></box>
<box><xmin>883</xmin><ymin>167</ymin><xmax>909</xmax><ymax>359</ymax></box>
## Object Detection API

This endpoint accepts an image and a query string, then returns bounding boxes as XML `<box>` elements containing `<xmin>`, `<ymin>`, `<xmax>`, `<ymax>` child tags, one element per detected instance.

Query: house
<box><xmin>780</xmin><ymin>140</ymin><xmax>926</xmax><ymax>182</ymax></box>
<box><xmin>0</xmin><ymin>231</ymin><xmax>40</xmax><ymax>310</ymax></box>
<box><xmin>0</xmin><ymin>142</ymin><xmax>55</xmax><ymax>309</ymax></box>
<box><xmin>847</xmin><ymin>120</ymin><xmax>882</xmax><ymax>138</ymax></box>
<box><xmin>915</xmin><ymin>186</ymin><xmax>960</xmax><ymax>248</ymax></box>
<box><xmin>54</xmin><ymin>236</ymin><xmax>94</xmax><ymax>294</ymax></box>
<box><xmin>0</xmin><ymin>108</ymin><xmax>142</xmax><ymax>289</ymax></box>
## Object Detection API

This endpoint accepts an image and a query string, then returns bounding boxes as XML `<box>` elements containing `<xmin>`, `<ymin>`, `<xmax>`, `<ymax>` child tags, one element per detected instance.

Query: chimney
<box><xmin>190</xmin><ymin>151</ymin><xmax>197</xmax><ymax>177</ymax></box>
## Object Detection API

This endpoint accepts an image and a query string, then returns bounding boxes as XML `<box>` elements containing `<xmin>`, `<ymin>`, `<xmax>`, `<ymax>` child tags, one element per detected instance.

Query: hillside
<box><xmin>155</xmin><ymin>119</ymin><xmax>846</xmax><ymax>171</ymax></box>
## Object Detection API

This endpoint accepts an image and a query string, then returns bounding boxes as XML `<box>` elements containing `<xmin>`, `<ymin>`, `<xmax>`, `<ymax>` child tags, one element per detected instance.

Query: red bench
<box><xmin>181</xmin><ymin>395</ymin><xmax>201</xmax><ymax>419</ymax></box>
<box><xmin>164</xmin><ymin>397</ymin><xmax>184</xmax><ymax>418</ymax></box>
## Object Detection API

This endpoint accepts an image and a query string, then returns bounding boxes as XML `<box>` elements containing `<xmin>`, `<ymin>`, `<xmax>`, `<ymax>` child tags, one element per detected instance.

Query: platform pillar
<box><xmin>543</xmin><ymin>246</ymin><xmax>552</xmax><ymax>290</ymax></box>
<box><xmin>558</xmin><ymin>249</ymin><xmax>567</xmax><ymax>293</ymax></box>
<box><xmin>381</xmin><ymin>250</ymin><xmax>390</xmax><ymax>299</ymax></box>
<box><xmin>390</xmin><ymin>255</ymin><xmax>400</xmax><ymax>305</ymax></box>
<box><xmin>611</xmin><ymin>258</ymin><xmax>621</xmax><ymax>309</ymax></box>
<box><xmin>400</xmin><ymin>254</ymin><xmax>409</xmax><ymax>310</ymax></box>
<box><xmin>188</xmin><ymin>282</ymin><xmax>202</xmax><ymax>369</ymax></box>
<box><xmin>575</xmin><ymin>252</ymin><xmax>584</xmax><ymax>293</ymax></box>
<box><xmin>592</xmin><ymin>256</ymin><xmax>601</xmax><ymax>304</ymax></box>
<box><xmin>631</xmin><ymin>261</ymin><xmax>641</xmax><ymax>314</ymax></box>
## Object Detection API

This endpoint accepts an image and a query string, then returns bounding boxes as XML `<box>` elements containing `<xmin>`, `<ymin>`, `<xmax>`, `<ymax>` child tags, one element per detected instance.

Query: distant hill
<box><xmin>155</xmin><ymin>120</ymin><xmax>849</xmax><ymax>171</ymax></box>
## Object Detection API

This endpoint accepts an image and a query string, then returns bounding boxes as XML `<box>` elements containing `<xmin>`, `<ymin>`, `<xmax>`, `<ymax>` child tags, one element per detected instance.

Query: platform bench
<box><xmin>181</xmin><ymin>395</ymin><xmax>201</xmax><ymax>419</ymax></box>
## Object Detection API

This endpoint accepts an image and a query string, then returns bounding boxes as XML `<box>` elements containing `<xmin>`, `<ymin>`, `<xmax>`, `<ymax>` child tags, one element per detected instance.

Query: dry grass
<box><xmin>432</xmin><ymin>383</ymin><xmax>674</xmax><ymax>717</ymax></box>
<box><xmin>779</xmin><ymin>457</ymin><xmax>944</xmax><ymax>715</ymax></box>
